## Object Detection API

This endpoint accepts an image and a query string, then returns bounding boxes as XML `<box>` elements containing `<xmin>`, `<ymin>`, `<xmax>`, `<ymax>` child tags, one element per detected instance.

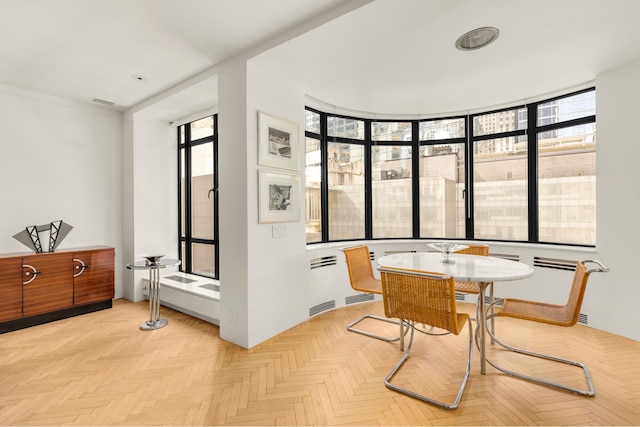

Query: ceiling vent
<box><xmin>92</xmin><ymin>98</ymin><xmax>114</xmax><ymax>106</ymax></box>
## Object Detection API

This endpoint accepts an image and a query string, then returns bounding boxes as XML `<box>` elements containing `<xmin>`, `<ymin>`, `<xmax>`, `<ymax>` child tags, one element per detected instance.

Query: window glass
<box><xmin>372</xmin><ymin>122</ymin><xmax>412</xmax><ymax>141</ymax></box>
<box><xmin>537</xmin><ymin>90</ymin><xmax>595</xmax><ymax>126</ymax></box>
<box><xmin>538</xmin><ymin>123</ymin><xmax>596</xmax><ymax>244</ymax></box>
<box><xmin>474</xmin><ymin>136</ymin><xmax>528</xmax><ymax>240</ymax></box>
<box><xmin>305</xmin><ymin>136</ymin><xmax>322</xmax><ymax>243</ymax></box>
<box><xmin>372</xmin><ymin>145</ymin><xmax>412</xmax><ymax>238</ymax></box>
<box><xmin>192</xmin><ymin>243</ymin><xmax>215</xmax><ymax>277</ymax></box>
<box><xmin>473</xmin><ymin>108</ymin><xmax>527</xmax><ymax>136</ymax></box>
<box><xmin>419</xmin><ymin>143</ymin><xmax>466</xmax><ymax>238</ymax></box>
<box><xmin>327</xmin><ymin>116</ymin><xmax>365</xmax><ymax>139</ymax></box>
<box><xmin>420</xmin><ymin>118</ymin><xmax>465</xmax><ymax>140</ymax></box>
<box><xmin>328</xmin><ymin>142</ymin><xmax>365</xmax><ymax>239</ymax></box>
<box><xmin>305</xmin><ymin>110</ymin><xmax>320</xmax><ymax>134</ymax></box>
<box><xmin>190</xmin><ymin>143</ymin><xmax>214</xmax><ymax>240</ymax></box>
<box><xmin>190</xmin><ymin>116</ymin><xmax>214</xmax><ymax>140</ymax></box>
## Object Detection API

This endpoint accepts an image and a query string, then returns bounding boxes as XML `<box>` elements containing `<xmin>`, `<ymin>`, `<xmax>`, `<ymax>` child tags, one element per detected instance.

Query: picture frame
<box><xmin>258</xmin><ymin>111</ymin><xmax>299</xmax><ymax>171</ymax></box>
<box><xmin>258</xmin><ymin>170</ymin><xmax>300</xmax><ymax>223</ymax></box>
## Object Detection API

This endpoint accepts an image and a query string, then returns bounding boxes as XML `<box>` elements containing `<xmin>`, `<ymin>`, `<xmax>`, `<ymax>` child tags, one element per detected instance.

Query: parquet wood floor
<box><xmin>0</xmin><ymin>298</ymin><xmax>638</xmax><ymax>426</ymax></box>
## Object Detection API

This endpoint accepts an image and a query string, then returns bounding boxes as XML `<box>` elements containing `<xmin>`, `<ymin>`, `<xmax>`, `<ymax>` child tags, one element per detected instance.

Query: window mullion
<box><xmin>527</xmin><ymin>104</ymin><xmax>539</xmax><ymax>242</ymax></box>
<box><xmin>320</xmin><ymin>112</ymin><xmax>329</xmax><ymax>243</ymax></box>
<box><xmin>411</xmin><ymin>121</ymin><xmax>420</xmax><ymax>238</ymax></box>
<box><xmin>465</xmin><ymin>115</ymin><xmax>475</xmax><ymax>239</ymax></box>
<box><xmin>364</xmin><ymin>119</ymin><xmax>372</xmax><ymax>240</ymax></box>
<box><xmin>184</xmin><ymin>124</ymin><xmax>193</xmax><ymax>274</ymax></box>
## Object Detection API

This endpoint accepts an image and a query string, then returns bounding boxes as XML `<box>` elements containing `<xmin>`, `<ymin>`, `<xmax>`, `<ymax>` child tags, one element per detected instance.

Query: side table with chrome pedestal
<box><xmin>126</xmin><ymin>256</ymin><xmax>181</xmax><ymax>330</ymax></box>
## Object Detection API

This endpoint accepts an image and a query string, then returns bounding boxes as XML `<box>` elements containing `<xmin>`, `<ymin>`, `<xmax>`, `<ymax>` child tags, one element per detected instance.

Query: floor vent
<box><xmin>346</xmin><ymin>293</ymin><xmax>375</xmax><ymax>305</ymax></box>
<box><xmin>533</xmin><ymin>257</ymin><xmax>577</xmax><ymax>271</ymax></box>
<box><xmin>578</xmin><ymin>313</ymin><xmax>588</xmax><ymax>325</ymax></box>
<box><xmin>492</xmin><ymin>253</ymin><xmax>520</xmax><ymax>262</ymax></box>
<box><xmin>310</xmin><ymin>255</ymin><xmax>337</xmax><ymax>269</ymax></box>
<box><xmin>309</xmin><ymin>300</ymin><xmax>335</xmax><ymax>317</ymax></box>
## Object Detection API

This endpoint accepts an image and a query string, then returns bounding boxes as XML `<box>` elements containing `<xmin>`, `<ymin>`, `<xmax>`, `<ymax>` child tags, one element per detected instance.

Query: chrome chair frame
<box><xmin>484</xmin><ymin>259</ymin><xmax>609</xmax><ymax>396</ymax></box>
<box><xmin>380</xmin><ymin>267</ymin><xmax>473</xmax><ymax>409</ymax></box>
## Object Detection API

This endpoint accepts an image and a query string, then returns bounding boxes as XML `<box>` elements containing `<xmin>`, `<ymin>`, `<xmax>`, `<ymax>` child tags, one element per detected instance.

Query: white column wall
<box><xmin>217</xmin><ymin>59</ymin><xmax>250</xmax><ymax>347</ymax></box>
<box><xmin>217</xmin><ymin>59</ymin><xmax>309</xmax><ymax>348</ymax></box>
<box><xmin>593</xmin><ymin>58</ymin><xmax>640</xmax><ymax>340</ymax></box>
<box><xmin>246</xmin><ymin>61</ymin><xmax>309</xmax><ymax>346</ymax></box>
<box><xmin>0</xmin><ymin>84</ymin><xmax>124</xmax><ymax>297</ymax></box>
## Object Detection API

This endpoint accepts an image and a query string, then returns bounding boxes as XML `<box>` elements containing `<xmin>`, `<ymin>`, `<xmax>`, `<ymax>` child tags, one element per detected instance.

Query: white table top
<box><xmin>376</xmin><ymin>252</ymin><xmax>534</xmax><ymax>282</ymax></box>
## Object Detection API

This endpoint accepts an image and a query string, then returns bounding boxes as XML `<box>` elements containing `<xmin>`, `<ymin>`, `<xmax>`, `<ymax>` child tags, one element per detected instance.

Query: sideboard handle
<box><xmin>73</xmin><ymin>258</ymin><xmax>88</xmax><ymax>277</ymax></box>
<box><xmin>22</xmin><ymin>264</ymin><xmax>41</xmax><ymax>285</ymax></box>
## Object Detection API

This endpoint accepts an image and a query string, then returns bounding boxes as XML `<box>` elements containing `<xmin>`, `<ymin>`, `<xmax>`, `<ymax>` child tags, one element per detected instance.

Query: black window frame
<box><xmin>178</xmin><ymin>114</ymin><xmax>220</xmax><ymax>279</ymax></box>
<box><xmin>305</xmin><ymin>87</ymin><xmax>596</xmax><ymax>248</ymax></box>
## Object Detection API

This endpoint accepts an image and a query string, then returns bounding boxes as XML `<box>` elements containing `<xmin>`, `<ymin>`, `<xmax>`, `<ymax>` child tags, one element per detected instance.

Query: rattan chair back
<box><xmin>454</xmin><ymin>245</ymin><xmax>490</xmax><ymax>294</ymax></box>
<box><xmin>343</xmin><ymin>245</ymin><xmax>382</xmax><ymax>294</ymax></box>
<box><xmin>457</xmin><ymin>245</ymin><xmax>489</xmax><ymax>256</ymax></box>
<box><xmin>380</xmin><ymin>269</ymin><xmax>467</xmax><ymax>336</ymax></box>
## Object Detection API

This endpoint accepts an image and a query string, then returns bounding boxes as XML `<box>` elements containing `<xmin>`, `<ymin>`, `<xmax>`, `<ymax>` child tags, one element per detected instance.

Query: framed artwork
<box><xmin>258</xmin><ymin>111</ymin><xmax>299</xmax><ymax>171</ymax></box>
<box><xmin>258</xmin><ymin>170</ymin><xmax>300</xmax><ymax>223</ymax></box>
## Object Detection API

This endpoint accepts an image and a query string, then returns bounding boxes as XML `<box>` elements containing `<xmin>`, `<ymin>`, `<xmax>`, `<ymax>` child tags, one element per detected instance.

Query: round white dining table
<box><xmin>376</xmin><ymin>252</ymin><xmax>534</xmax><ymax>374</ymax></box>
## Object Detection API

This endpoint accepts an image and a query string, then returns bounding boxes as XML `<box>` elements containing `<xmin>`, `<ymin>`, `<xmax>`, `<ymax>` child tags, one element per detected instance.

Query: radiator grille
<box><xmin>346</xmin><ymin>293</ymin><xmax>375</xmax><ymax>305</ymax></box>
<box><xmin>384</xmin><ymin>250</ymin><xmax>417</xmax><ymax>255</ymax></box>
<box><xmin>309</xmin><ymin>300</ymin><xmax>335</xmax><ymax>317</ymax></box>
<box><xmin>578</xmin><ymin>313</ymin><xmax>588</xmax><ymax>325</ymax></box>
<box><xmin>492</xmin><ymin>253</ymin><xmax>520</xmax><ymax>262</ymax></box>
<box><xmin>533</xmin><ymin>257</ymin><xmax>577</xmax><ymax>271</ymax></box>
<box><xmin>310</xmin><ymin>255</ymin><xmax>337</xmax><ymax>269</ymax></box>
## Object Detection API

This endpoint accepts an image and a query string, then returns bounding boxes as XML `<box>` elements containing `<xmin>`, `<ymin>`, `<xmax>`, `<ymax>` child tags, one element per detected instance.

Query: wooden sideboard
<box><xmin>0</xmin><ymin>246</ymin><xmax>114</xmax><ymax>333</ymax></box>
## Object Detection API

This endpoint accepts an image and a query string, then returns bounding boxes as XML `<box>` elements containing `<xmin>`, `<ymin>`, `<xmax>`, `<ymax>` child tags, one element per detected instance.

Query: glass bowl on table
<box><xmin>427</xmin><ymin>242</ymin><xmax>469</xmax><ymax>264</ymax></box>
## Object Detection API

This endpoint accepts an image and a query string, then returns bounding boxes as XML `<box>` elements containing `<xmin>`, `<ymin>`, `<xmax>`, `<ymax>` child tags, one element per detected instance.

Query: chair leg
<box><xmin>485</xmin><ymin>310</ymin><xmax>595</xmax><ymax>396</ymax></box>
<box><xmin>384</xmin><ymin>320</ymin><xmax>473</xmax><ymax>409</ymax></box>
<box><xmin>347</xmin><ymin>314</ymin><xmax>403</xmax><ymax>343</ymax></box>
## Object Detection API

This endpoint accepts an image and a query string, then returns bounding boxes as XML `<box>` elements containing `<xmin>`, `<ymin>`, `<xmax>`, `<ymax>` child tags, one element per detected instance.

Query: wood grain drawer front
<box><xmin>73</xmin><ymin>248</ymin><xmax>114</xmax><ymax>306</ymax></box>
<box><xmin>22</xmin><ymin>253</ymin><xmax>74</xmax><ymax>316</ymax></box>
<box><xmin>0</xmin><ymin>257</ymin><xmax>24</xmax><ymax>322</ymax></box>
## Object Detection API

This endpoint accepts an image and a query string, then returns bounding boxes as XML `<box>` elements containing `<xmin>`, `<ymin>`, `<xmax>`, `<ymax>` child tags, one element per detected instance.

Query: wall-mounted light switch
<box><xmin>272</xmin><ymin>224</ymin><xmax>288</xmax><ymax>238</ymax></box>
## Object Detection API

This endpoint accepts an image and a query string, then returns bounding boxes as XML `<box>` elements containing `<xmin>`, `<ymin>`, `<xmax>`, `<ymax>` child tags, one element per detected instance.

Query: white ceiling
<box><xmin>2</xmin><ymin>0</ymin><xmax>640</xmax><ymax>119</ymax></box>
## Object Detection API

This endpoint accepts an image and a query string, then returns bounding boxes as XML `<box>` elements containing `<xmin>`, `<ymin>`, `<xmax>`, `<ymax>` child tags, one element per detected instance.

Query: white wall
<box><xmin>129</xmin><ymin>113</ymin><xmax>180</xmax><ymax>301</ymax></box>
<box><xmin>216</xmin><ymin>58</ymin><xmax>310</xmax><ymax>348</ymax></box>
<box><xmin>0</xmin><ymin>84</ymin><xmax>123</xmax><ymax>297</ymax></box>
<box><xmin>217</xmin><ymin>59</ymin><xmax>250</xmax><ymax>346</ymax></box>
<box><xmin>246</xmin><ymin>61</ymin><xmax>309</xmax><ymax>346</ymax></box>
<box><xmin>593</xmin><ymin>58</ymin><xmax>640</xmax><ymax>340</ymax></box>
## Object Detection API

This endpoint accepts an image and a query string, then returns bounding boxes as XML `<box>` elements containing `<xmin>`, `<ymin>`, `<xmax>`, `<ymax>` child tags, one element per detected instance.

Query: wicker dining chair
<box><xmin>454</xmin><ymin>244</ymin><xmax>491</xmax><ymax>296</ymax></box>
<box><xmin>484</xmin><ymin>259</ymin><xmax>609</xmax><ymax>396</ymax></box>
<box><xmin>342</xmin><ymin>245</ymin><xmax>403</xmax><ymax>344</ymax></box>
<box><xmin>453</xmin><ymin>245</ymin><xmax>496</xmax><ymax>336</ymax></box>
<box><xmin>380</xmin><ymin>267</ymin><xmax>473</xmax><ymax>409</ymax></box>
